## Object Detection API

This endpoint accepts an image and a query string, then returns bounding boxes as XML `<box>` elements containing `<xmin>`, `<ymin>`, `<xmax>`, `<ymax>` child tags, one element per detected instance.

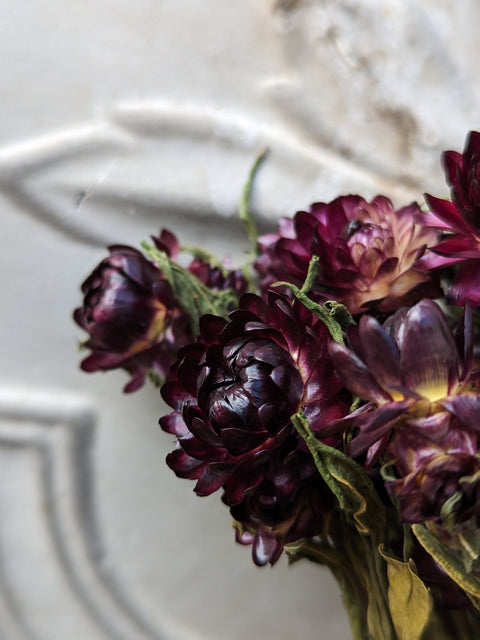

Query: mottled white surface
<box><xmin>2</xmin><ymin>2</ymin><xmax>480</xmax><ymax>639</ymax></box>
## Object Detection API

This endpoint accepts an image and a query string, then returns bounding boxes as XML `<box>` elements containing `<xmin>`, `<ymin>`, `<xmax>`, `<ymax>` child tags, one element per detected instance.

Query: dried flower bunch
<box><xmin>75</xmin><ymin>133</ymin><xmax>480</xmax><ymax>639</ymax></box>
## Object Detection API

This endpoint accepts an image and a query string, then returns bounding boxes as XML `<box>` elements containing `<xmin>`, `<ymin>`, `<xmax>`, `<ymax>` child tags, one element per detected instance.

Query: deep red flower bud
<box><xmin>160</xmin><ymin>292</ymin><xmax>349</xmax><ymax>565</ymax></box>
<box><xmin>75</xmin><ymin>228</ymin><xmax>248</xmax><ymax>392</ymax></box>
<box><xmin>74</xmin><ymin>234</ymin><xmax>191</xmax><ymax>392</ymax></box>
<box><xmin>443</xmin><ymin>131</ymin><xmax>480</xmax><ymax>227</ymax></box>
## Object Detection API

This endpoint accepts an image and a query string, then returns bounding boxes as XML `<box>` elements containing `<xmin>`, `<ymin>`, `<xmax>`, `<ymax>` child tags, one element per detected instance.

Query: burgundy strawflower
<box><xmin>74</xmin><ymin>230</ymin><xmax>192</xmax><ymax>392</ymax></box>
<box><xmin>75</xmin><ymin>229</ymin><xmax>248</xmax><ymax>392</ymax></box>
<box><xmin>328</xmin><ymin>300</ymin><xmax>480</xmax><ymax>527</ymax></box>
<box><xmin>160</xmin><ymin>291</ymin><xmax>350</xmax><ymax>565</ymax></box>
<box><xmin>423</xmin><ymin>131</ymin><xmax>480</xmax><ymax>305</ymax></box>
<box><xmin>255</xmin><ymin>195</ymin><xmax>440</xmax><ymax>315</ymax></box>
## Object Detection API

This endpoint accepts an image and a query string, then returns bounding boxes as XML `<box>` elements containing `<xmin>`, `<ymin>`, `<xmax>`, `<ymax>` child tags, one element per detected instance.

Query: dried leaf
<box><xmin>292</xmin><ymin>410</ymin><xmax>386</xmax><ymax>535</ymax></box>
<box><xmin>379</xmin><ymin>545</ymin><xmax>433</xmax><ymax>640</ymax></box>
<box><xmin>412</xmin><ymin>524</ymin><xmax>480</xmax><ymax>609</ymax></box>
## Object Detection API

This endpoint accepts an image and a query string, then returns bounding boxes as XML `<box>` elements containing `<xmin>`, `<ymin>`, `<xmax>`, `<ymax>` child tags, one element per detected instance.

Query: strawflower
<box><xmin>74</xmin><ymin>230</ymin><xmax>247</xmax><ymax>392</ymax></box>
<box><xmin>255</xmin><ymin>195</ymin><xmax>440</xmax><ymax>315</ymax></box>
<box><xmin>74</xmin><ymin>230</ymin><xmax>191</xmax><ymax>392</ymax></box>
<box><xmin>328</xmin><ymin>299</ymin><xmax>480</xmax><ymax>528</ymax></box>
<box><xmin>160</xmin><ymin>291</ymin><xmax>349</xmax><ymax>565</ymax></box>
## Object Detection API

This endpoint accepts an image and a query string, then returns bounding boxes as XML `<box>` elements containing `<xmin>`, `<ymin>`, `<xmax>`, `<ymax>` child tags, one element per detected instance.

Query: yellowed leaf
<box><xmin>379</xmin><ymin>545</ymin><xmax>433</xmax><ymax>640</ymax></box>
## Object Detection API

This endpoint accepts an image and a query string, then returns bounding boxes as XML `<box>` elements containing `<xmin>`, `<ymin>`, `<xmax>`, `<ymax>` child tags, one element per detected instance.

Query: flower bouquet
<box><xmin>74</xmin><ymin>132</ymin><xmax>480</xmax><ymax>639</ymax></box>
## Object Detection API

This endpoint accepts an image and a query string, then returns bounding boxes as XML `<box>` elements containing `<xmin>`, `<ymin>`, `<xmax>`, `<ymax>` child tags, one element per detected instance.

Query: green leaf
<box><xmin>379</xmin><ymin>545</ymin><xmax>433</xmax><ymax>640</ymax></box>
<box><xmin>141</xmin><ymin>243</ymin><xmax>238</xmax><ymax>335</ymax></box>
<box><xmin>291</xmin><ymin>410</ymin><xmax>386</xmax><ymax>535</ymax></box>
<box><xmin>412</xmin><ymin>524</ymin><xmax>480</xmax><ymax>609</ymax></box>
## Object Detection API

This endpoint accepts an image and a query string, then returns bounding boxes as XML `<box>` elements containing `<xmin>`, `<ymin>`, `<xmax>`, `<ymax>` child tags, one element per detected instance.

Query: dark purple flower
<box><xmin>328</xmin><ymin>300</ymin><xmax>480</xmax><ymax>464</ymax></box>
<box><xmin>74</xmin><ymin>231</ymin><xmax>191</xmax><ymax>392</ymax></box>
<box><xmin>160</xmin><ymin>292</ymin><xmax>349</xmax><ymax>565</ymax></box>
<box><xmin>75</xmin><ymin>229</ymin><xmax>248</xmax><ymax>392</ymax></box>
<box><xmin>329</xmin><ymin>299</ymin><xmax>480</xmax><ymax>530</ymax></box>
<box><xmin>255</xmin><ymin>195</ymin><xmax>440</xmax><ymax>315</ymax></box>
<box><xmin>422</xmin><ymin>131</ymin><xmax>480</xmax><ymax>305</ymax></box>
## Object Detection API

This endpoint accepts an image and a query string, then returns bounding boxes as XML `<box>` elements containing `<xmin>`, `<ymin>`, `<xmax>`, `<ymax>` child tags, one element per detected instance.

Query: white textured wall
<box><xmin>2</xmin><ymin>2</ymin><xmax>479</xmax><ymax>638</ymax></box>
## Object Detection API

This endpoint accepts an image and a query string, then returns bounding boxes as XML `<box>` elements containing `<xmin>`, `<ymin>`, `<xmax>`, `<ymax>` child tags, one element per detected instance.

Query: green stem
<box><xmin>287</xmin><ymin>534</ymin><xmax>371</xmax><ymax>640</ymax></box>
<box><xmin>239</xmin><ymin>148</ymin><xmax>269</xmax><ymax>256</ymax></box>
<box><xmin>423</xmin><ymin>606</ymin><xmax>480</xmax><ymax>639</ymax></box>
<box><xmin>362</xmin><ymin>535</ymin><xmax>396</xmax><ymax>640</ymax></box>
<box><xmin>300</xmin><ymin>255</ymin><xmax>320</xmax><ymax>294</ymax></box>
<box><xmin>274</xmin><ymin>282</ymin><xmax>346</xmax><ymax>344</ymax></box>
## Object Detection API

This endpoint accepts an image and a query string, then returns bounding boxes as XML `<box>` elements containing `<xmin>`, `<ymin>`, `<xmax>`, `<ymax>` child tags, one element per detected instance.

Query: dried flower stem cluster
<box><xmin>75</xmin><ymin>132</ymin><xmax>480</xmax><ymax>639</ymax></box>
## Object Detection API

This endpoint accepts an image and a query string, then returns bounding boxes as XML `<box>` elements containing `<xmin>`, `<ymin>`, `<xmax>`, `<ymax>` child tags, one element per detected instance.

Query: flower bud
<box><xmin>74</xmin><ymin>241</ymin><xmax>191</xmax><ymax>392</ymax></box>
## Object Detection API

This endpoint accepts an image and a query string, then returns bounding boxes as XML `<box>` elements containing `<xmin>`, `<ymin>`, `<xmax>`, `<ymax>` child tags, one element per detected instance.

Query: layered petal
<box><xmin>256</xmin><ymin>195</ymin><xmax>440</xmax><ymax>315</ymax></box>
<box><xmin>75</xmin><ymin>229</ymin><xmax>248</xmax><ymax>391</ymax></box>
<box><xmin>330</xmin><ymin>300</ymin><xmax>480</xmax><ymax>469</ymax></box>
<box><xmin>74</xmin><ymin>238</ymin><xmax>192</xmax><ymax>391</ymax></box>
<box><xmin>159</xmin><ymin>291</ymin><xmax>349</xmax><ymax>565</ymax></box>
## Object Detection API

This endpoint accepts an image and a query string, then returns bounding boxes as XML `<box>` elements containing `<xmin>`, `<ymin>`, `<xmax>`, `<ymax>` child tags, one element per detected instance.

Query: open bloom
<box><xmin>255</xmin><ymin>195</ymin><xmax>440</xmax><ymax>315</ymax></box>
<box><xmin>74</xmin><ymin>230</ymin><xmax>191</xmax><ymax>392</ymax></box>
<box><xmin>160</xmin><ymin>292</ymin><xmax>349</xmax><ymax>565</ymax></box>
<box><xmin>423</xmin><ymin>131</ymin><xmax>480</xmax><ymax>305</ymax></box>
<box><xmin>328</xmin><ymin>299</ymin><xmax>480</xmax><ymax>526</ymax></box>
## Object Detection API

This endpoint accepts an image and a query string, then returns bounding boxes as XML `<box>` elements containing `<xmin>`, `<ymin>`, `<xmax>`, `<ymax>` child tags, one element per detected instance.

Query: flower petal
<box><xmin>166</xmin><ymin>448</ymin><xmax>204</xmax><ymax>479</ymax></box>
<box><xmin>429</xmin><ymin>235</ymin><xmax>480</xmax><ymax>259</ymax></box>
<box><xmin>358</xmin><ymin>315</ymin><xmax>401</xmax><ymax>397</ymax></box>
<box><xmin>194</xmin><ymin>462</ymin><xmax>232</xmax><ymax>496</ymax></box>
<box><xmin>441</xmin><ymin>394</ymin><xmax>480</xmax><ymax>431</ymax></box>
<box><xmin>399</xmin><ymin>300</ymin><xmax>459</xmax><ymax>400</ymax></box>
<box><xmin>223</xmin><ymin>453</ymin><xmax>270</xmax><ymax>505</ymax></box>
<box><xmin>424</xmin><ymin>194</ymin><xmax>475</xmax><ymax>236</ymax></box>
<box><xmin>347</xmin><ymin>401</ymin><xmax>410</xmax><ymax>458</ymax></box>
<box><xmin>221</xmin><ymin>427</ymin><xmax>269</xmax><ymax>456</ymax></box>
<box><xmin>448</xmin><ymin>261</ymin><xmax>480</xmax><ymax>306</ymax></box>
<box><xmin>328</xmin><ymin>341</ymin><xmax>391</xmax><ymax>404</ymax></box>
<box><xmin>252</xmin><ymin>530</ymin><xmax>283</xmax><ymax>566</ymax></box>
